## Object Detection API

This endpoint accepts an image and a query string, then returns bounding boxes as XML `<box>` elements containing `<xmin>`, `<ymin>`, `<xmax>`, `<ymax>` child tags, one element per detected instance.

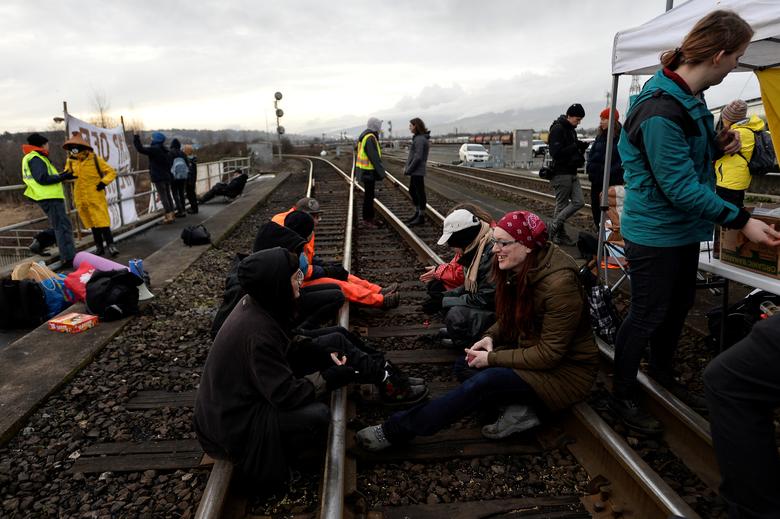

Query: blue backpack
<box><xmin>171</xmin><ymin>157</ymin><xmax>189</xmax><ymax>180</ymax></box>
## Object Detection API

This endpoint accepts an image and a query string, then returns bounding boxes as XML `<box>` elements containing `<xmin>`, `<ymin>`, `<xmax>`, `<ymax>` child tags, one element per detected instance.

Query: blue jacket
<box><xmin>618</xmin><ymin>70</ymin><xmax>744</xmax><ymax>247</ymax></box>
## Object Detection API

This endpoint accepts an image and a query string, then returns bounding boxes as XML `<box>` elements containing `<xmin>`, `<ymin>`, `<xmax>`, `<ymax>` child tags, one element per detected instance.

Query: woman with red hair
<box><xmin>357</xmin><ymin>211</ymin><xmax>597</xmax><ymax>450</ymax></box>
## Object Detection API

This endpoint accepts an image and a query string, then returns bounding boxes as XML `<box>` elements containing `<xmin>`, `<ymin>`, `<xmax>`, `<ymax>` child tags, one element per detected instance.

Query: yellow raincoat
<box><xmin>65</xmin><ymin>152</ymin><xmax>117</xmax><ymax>228</ymax></box>
<box><xmin>715</xmin><ymin>115</ymin><xmax>765</xmax><ymax>191</ymax></box>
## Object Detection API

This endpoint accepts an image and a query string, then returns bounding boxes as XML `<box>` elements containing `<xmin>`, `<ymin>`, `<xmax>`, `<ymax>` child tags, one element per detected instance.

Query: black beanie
<box><xmin>27</xmin><ymin>133</ymin><xmax>48</xmax><ymax>147</ymax></box>
<box><xmin>171</xmin><ymin>138</ymin><xmax>181</xmax><ymax>150</ymax></box>
<box><xmin>284</xmin><ymin>210</ymin><xmax>315</xmax><ymax>240</ymax></box>
<box><xmin>566</xmin><ymin>103</ymin><xmax>585</xmax><ymax>118</ymax></box>
<box><xmin>447</xmin><ymin>224</ymin><xmax>482</xmax><ymax>249</ymax></box>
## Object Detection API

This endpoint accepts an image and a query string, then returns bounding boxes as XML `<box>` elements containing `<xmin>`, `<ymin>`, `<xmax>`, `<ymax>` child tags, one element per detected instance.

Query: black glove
<box><xmin>322</xmin><ymin>265</ymin><xmax>349</xmax><ymax>281</ymax></box>
<box><xmin>321</xmin><ymin>365</ymin><xmax>357</xmax><ymax>390</ymax></box>
<box><xmin>96</xmin><ymin>182</ymin><xmax>106</xmax><ymax>191</ymax></box>
<box><xmin>59</xmin><ymin>172</ymin><xmax>76</xmax><ymax>181</ymax></box>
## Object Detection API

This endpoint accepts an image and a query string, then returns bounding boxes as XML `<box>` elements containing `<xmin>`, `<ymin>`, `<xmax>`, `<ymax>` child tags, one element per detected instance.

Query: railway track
<box><xmin>194</xmin><ymin>155</ymin><xmax>718</xmax><ymax>518</ymax></box>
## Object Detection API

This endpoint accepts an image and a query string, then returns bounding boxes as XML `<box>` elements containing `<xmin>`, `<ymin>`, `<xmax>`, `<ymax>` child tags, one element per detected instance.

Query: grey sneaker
<box><xmin>481</xmin><ymin>405</ymin><xmax>540</xmax><ymax>439</ymax></box>
<box><xmin>356</xmin><ymin>424</ymin><xmax>392</xmax><ymax>451</ymax></box>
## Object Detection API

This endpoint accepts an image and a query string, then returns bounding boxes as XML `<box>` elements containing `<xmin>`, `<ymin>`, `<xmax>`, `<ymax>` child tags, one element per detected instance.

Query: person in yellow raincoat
<box><xmin>715</xmin><ymin>99</ymin><xmax>764</xmax><ymax>208</ymax></box>
<box><xmin>62</xmin><ymin>132</ymin><xmax>119</xmax><ymax>257</ymax></box>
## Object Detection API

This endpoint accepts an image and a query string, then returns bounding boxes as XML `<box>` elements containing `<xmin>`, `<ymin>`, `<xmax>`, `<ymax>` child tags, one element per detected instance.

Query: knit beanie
<box><xmin>170</xmin><ymin>138</ymin><xmax>181</xmax><ymax>150</ymax></box>
<box><xmin>284</xmin><ymin>210</ymin><xmax>315</xmax><ymax>240</ymax></box>
<box><xmin>27</xmin><ymin>133</ymin><xmax>48</xmax><ymax>147</ymax></box>
<box><xmin>566</xmin><ymin>103</ymin><xmax>585</xmax><ymax>118</ymax></box>
<box><xmin>495</xmin><ymin>211</ymin><xmax>548</xmax><ymax>250</ymax></box>
<box><xmin>599</xmin><ymin>108</ymin><xmax>619</xmax><ymax>120</ymax></box>
<box><xmin>722</xmin><ymin>100</ymin><xmax>748</xmax><ymax>123</ymax></box>
<box><xmin>151</xmin><ymin>132</ymin><xmax>166</xmax><ymax>144</ymax></box>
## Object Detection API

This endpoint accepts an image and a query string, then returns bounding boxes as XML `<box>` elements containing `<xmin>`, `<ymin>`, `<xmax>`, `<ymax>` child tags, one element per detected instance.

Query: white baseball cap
<box><xmin>437</xmin><ymin>209</ymin><xmax>480</xmax><ymax>245</ymax></box>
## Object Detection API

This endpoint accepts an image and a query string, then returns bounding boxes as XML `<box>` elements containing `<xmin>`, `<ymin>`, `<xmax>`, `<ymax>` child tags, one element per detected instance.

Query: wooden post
<box><xmin>117</xmin><ymin>116</ymin><xmax>127</xmax><ymax>228</ymax></box>
<box><xmin>62</xmin><ymin>101</ymin><xmax>81</xmax><ymax>242</ymax></box>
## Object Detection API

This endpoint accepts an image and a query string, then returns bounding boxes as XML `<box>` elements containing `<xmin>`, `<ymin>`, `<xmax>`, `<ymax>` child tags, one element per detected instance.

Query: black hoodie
<box><xmin>195</xmin><ymin>248</ymin><xmax>313</xmax><ymax>487</ymax></box>
<box><xmin>548</xmin><ymin>115</ymin><xmax>585</xmax><ymax>175</ymax></box>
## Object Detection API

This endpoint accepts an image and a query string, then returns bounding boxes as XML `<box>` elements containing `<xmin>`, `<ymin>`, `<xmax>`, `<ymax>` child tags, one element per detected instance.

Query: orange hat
<box><xmin>599</xmin><ymin>108</ymin><xmax>619</xmax><ymax>121</ymax></box>
<box><xmin>62</xmin><ymin>132</ymin><xmax>93</xmax><ymax>150</ymax></box>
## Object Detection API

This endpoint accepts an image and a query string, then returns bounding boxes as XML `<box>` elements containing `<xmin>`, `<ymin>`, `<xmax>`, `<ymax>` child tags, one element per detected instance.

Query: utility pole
<box><xmin>274</xmin><ymin>92</ymin><xmax>284</xmax><ymax>160</ymax></box>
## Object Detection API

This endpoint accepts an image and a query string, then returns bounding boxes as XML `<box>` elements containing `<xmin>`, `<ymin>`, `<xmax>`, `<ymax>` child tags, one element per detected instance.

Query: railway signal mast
<box><xmin>274</xmin><ymin>91</ymin><xmax>284</xmax><ymax>160</ymax></box>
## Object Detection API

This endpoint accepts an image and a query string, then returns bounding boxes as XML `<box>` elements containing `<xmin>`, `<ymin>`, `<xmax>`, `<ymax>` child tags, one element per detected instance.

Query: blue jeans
<box><xmin>613</xmin><ymin>239</ymin><xmax>699</xmax><ymax>398</ymax></box>
<box><xmin>382</xmin><ymin>366</ymin><xmax>539</xmax><ymax>443</ymax></box>
<box><xmin>37</xmin><ymin>199</ymin><xmax>75</xmax><ymax>262</ymax></box>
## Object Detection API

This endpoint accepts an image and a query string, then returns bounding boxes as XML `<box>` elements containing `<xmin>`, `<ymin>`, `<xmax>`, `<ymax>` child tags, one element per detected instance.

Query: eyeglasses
<box><xmin>295</xmin><ymin>269</ymin><xmax>304</xmax><ymax>282</ymax></box>
<box><xmin>489</xmin><ymin>238</ymin><xmax>517</xmax><ymax>249</ymax></box>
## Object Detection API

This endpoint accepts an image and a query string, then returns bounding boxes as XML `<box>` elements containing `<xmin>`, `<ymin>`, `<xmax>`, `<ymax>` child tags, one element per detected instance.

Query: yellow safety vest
<box><xmin>356</xmin><ymin>133</ymin><xmax>381</xmax><ymax>170</ymax></box>
<box><xmin>22</xmin><ymin>151</ymin><xmax>64</xmax><ymax>201</ymax></box>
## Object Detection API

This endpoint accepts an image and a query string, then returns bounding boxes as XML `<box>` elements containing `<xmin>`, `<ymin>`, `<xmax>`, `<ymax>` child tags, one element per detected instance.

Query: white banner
<box><xmin>65</xmin><ymin>114</ymin><xmax>138</xmax><ymax>230</ymax></box>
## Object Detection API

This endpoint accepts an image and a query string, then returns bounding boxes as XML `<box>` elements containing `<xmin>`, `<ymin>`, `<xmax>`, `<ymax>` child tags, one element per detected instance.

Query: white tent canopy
<box><xmin>612</xmin><ymin>0</ymin><xmax>780</xmax><ymax>76</ymax></box>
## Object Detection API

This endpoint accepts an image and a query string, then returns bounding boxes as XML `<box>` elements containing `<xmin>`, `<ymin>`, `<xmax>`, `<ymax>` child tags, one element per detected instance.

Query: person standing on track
<box><xmin>586</xmin><ymin>108</ymin><xmax>624</xmax><ymax>229</ymax></box>
<box><xmin>62</xmin><ymin>132</ymin><xmax>119</xmax><ymax>257</ymax></box>
<box><xmin>21</xmin><ymin>133</ymin><xmax>76</xmax><ymax>267</ymax></box>
<box><xmin>356</xmin><ymin>117</ymin><xmax>386</xmax><ymax>228</ymax></box>
<box><xmin>609</xmin><ymin>10</ymin><xmax>780</xmax><ymax>435</ymax></box>
<box><xmin>548</xmin><ymin>103</ymin><xmax>588</xmax><ymax>246</ymax></box>
<box><xmin>356</xmin><ymin>211</ymin><xmax>597</xmax><ymax>450</ymax></box>
<box><xmin>403</xmin><ymin>117</ymin><xmax>431</xmax><ymax>227</ymax></box>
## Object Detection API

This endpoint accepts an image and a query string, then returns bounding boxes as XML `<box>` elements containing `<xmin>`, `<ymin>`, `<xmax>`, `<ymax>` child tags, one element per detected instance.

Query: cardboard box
<box><xmin>720</xmin><ymin>206</ymin><xmax>780</xmax><ymax>278</ymax></box>
<box><xmin>47</xmin><ymin>313</ymin><xmax>98</xmax><ymax>334</ymax></box>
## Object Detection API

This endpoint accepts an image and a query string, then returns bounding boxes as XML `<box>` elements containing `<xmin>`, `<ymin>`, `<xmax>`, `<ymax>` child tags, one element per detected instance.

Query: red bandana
<box><xmin>496</xmin><ymin>211</ymin><xmax>548</xmax><ymax>250</ymax></box>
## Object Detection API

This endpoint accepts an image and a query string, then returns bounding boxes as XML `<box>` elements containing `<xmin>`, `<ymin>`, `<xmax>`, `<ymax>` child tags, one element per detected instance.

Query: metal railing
<box><xmin>0</xmin><ymin>156</ymin><xmax>251</xmax><ymax>268</ymax></box>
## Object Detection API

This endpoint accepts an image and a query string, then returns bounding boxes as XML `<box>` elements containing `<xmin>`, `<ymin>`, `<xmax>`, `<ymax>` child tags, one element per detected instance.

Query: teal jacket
<box><xmin>618</xmin><ymin>70</ymin><xmax>744</xmax><ymax>247</ymax></box>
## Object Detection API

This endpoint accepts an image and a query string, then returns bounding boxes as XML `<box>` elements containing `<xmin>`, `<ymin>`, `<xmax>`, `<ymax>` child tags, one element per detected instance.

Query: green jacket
<box><xmin>485</xmin><ymin>244</ymin><xmax>597</xmax><ymax>411</ymax></box>
<box><xmin>618</xmin><ymin>70</ymin><xmax>745</xmax><ymax>247</ymax></box>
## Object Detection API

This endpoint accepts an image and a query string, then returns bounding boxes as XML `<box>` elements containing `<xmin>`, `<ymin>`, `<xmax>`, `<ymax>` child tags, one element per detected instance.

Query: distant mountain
<box><xmin>300</xmin><ymin>100</ymin><xmax>607</xmax><ymax>138</ymax></box>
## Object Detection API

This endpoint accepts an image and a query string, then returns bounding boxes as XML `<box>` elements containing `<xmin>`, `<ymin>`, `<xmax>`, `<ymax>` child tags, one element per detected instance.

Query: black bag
<box><xmin>738</xmin><ymin>129</ymin><xmax>777</xmax><ymax>176</ymax></box>
<box><xmin>706</xmin><ymin>289</ymin><xmax>780</xmax><ymax>349</ymax></box>
<box><xmin>538</xmin><ymin>166</ymin><xmax>554</xmax><ymax>180</ymax></box>
<box><xmin>181</xmin><ymin>224</ymin><xmax>211</xmax><ymax>246</ymax></box>
<box><xmin>0</xmin><ymin>278</ymin><xmax>47</xmax><ymax>329</ymax></box>
<box><xmin>85</xmin><ymin>269</ymin><xmax>142</xmax><ymax>321</ymax></box>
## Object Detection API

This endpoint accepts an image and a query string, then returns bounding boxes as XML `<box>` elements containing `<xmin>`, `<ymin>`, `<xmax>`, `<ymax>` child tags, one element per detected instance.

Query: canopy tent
<box><xmin>596</xmin><ymin>0</ymin><xmax>780</xmax><ymax>279</ymax></box>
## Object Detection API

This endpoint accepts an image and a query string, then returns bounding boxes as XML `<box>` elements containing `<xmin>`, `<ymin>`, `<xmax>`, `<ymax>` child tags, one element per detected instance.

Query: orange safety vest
<box><xmin>356</xmin><ymin>132</ymin><xmax>381</xmax><ymax>170</ymax></box>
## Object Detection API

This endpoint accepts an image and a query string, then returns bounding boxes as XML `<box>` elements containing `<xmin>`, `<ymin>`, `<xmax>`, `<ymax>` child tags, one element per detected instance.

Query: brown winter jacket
<box><xmin>484</xmin><ymin>244</ymin><xmax>597</xmax><ymax>411</ymax></box>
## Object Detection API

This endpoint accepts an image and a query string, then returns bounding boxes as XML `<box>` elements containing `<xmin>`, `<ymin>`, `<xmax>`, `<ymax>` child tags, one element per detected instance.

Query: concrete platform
<box><xmin>0</xmin><ymin>172</ymin><xmax>290</xmax><ymax>446</ymax></box>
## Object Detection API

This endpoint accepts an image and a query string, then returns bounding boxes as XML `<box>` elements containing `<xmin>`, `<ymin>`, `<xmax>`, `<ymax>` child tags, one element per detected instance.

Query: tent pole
<box><xmin>597</xmin><ymin>74</ymin><xmax>620</xmax><ymax>283</ymax></box>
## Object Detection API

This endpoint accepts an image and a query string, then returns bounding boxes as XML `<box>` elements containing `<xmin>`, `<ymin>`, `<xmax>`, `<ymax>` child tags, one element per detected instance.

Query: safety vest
<box><xmin>22</xmin><ymin>151</ymin><xmax>64</xmax><ymax>201</ymax></box>
<box><xmin>356</xmin><ymin>132</ymin><xmax>381</xmax><ymax>170</ymax></box>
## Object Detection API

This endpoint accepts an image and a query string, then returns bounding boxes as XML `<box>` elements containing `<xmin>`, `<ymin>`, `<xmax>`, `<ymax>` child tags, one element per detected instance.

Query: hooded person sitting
<box><xmin>428</xmin><ymin>209</ymin><xmax>496</xmax><ymax>348</ymax></box>
<box><xmin>194</xmin><ymin>248</ymin><xmax>354</xmax><ymax>494</ymax></box>
<box><xmin>198</xmin><ymin>169</ymin><xmax>248</xmax><ymax>204</ymax></box>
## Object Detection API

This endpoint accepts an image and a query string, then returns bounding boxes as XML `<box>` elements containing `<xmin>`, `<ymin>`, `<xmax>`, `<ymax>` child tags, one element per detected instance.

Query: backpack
<box><xmin>171</xmin><ymin>157</ymin><xmax>189</xmax><ymax>180</ymax></box>
<box><xmin>0</xmin><ymin>278</ymin><xmax>47</xmax><ymax>329</ymax></box>
<box><xmin>181</xmin><ymin>224</ymin><xmax>211</xmax><ymax>246</ymax></box>
<box><xmin>738</xmin><ymin>129</ymin><xmax>777</xmax><ymax>176</ymax></box>
<box><xmin>85</xmin><ymin>269</ymin><xmax>142</xmax><ymax>321</ymax></box>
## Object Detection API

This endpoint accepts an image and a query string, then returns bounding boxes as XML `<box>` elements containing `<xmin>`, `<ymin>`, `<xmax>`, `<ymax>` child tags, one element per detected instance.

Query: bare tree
<box><xmin>91</xmin><ymin>90</ymin><xmax>116</xmax><ymax>128</ymax></box>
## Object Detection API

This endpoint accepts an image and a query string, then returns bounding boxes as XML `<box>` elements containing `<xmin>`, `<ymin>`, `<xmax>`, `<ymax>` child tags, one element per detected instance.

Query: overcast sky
<box><xmin>0</xmin><ymin>0</ymin><xmax>763</xmax><ymax>135</ymax></box>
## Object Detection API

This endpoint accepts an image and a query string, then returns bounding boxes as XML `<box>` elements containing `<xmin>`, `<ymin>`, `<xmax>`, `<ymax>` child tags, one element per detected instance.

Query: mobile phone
<box><xmin>760</xmin><ymin>301</ymin><xmax>778</xmax><ymax>316</ymax></box>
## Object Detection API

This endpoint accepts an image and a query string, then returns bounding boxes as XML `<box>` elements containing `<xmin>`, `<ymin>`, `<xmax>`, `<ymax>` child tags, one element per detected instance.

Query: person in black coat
<box><xmin>548</xmin><ymin>104</ymin><xmax>587</xmax><ymax>245</ymax></box>
<box><xmin>404</xmin><ymin>117</ymin><xmax>431</xmax><ymax>227</ymax></box>
<box><xmin>133</xmin><ymin>132</ymin><xmax>176</xmax><ymax>223</ymax></box>
<box><xmin>198</xmin><ymin>169</ymin><xmax>248</xmax><ymax>204</ymax></box>
<box><xmin>184</xmin><ymin>145</ymin><xmax>198</xmax><ymax>214</ymax></box>
<box><xmin>195</xmin><ymin>248</ymin><xmax>360</xmax><ymax>493</ymax></box>
<box><xmin>586</xmin><ymin>108</ymin><xmax>624</xmax><ymax>229</ymax></box>
<box><xmin>168</xmin><ymin>138</ymin><xmax>190</xmax><ymax>217</ymax></box>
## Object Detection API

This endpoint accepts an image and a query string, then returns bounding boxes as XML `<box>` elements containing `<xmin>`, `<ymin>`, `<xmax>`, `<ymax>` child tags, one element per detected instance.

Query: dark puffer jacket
<box><xmin>404</xmin><ymin>132</ymin><xmax>430</xmax><ymax>177</ymax></box>
<box><xmin>549</xmin><ymin>115</ymin><xmax>585</xmax><ymax>175</ymax></box>
<box><xmin>133</xmin><ymin>135</ymin><xmax>172</xmax><ymax>182</ymax></box>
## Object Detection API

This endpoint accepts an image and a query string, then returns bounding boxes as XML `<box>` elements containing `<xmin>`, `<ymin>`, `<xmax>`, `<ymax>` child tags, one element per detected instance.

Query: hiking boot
<box><xmin>187</xmin><ymin>208</ymin><xmax>198</xmax><ymax>214</ymax></box>
<box><xmin>28</xmin><ymin>239</ymin><xmax>50</xmax><ymax>257</ymax></box>
<box><xmin>356</xmin><ymin>424</ymin><xmax>392</xmax><ymax>451</ymax></box>
<box><xmin>107</xmin><ymin>244</ymin><xmax>119</xmax><ymax>258</ymax></box>
<box><xmin>481</xmin><ymin>405</ymin><xmax>540</xmax><ymax>439</ymax></box>
<box><xmin>407</xmin><ymin>214</ymin><xmax>425</xmax><ymax>227</ymax></box>
<box><xmin>609</xmin><ymin>396</ymin><xmax>663</xmax><ymax>435</ymax></box>
<box><xmin>380</xmin><ymin>282</ymin><xmax>399</xmax><ymax>295</ymax></box>
<box><xmin>380</xmin><ymin>366</ymin><xmax>429</xmax><ymax>406</ymax></box>
<box><xmin>382</xmin><ymin>291</ymin><xmax>400</xmax><ymax>309</ymax></box>
<box><xmin>94</xmin><ymin>245</ymin><xmax>105</xmax><ymax>256</ymax></box>
<box><xmin>404</xmin><ymin>210</ymin><xmax>420</xmax><ymax>224</ymax></box>
<box><xmin>650</xmin><ymin>371</ymin><xmax>708</xmax><ymax>413</ymax></box>
<box><xmin>175</xmin><ymin>211</ymin><xmax>187</xmax><ymax>218</ymax></box>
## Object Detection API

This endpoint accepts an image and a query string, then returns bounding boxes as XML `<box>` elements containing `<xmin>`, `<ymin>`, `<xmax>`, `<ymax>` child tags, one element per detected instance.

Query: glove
<box><xmin>321</xmin><ymin>365</ymin><xmax>357</xmax><ymax>390</ymax></box>
<box><xmin>322</xmin><ymin>265</ymin><xmax>349</xmax><ymax>281</ymax></box>
<box><xmin>96</xmin><ymin>182</ymin><xmax>106</xmax><ymax>191</ymax></box>
<box><xmin>59</xmin><ymin>172</ymin><xmax>76</xmax><ymax>181</ymax></box>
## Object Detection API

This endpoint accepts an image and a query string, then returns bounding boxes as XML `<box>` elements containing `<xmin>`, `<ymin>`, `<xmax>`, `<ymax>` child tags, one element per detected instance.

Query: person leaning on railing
<box><xmin>21</xmin><ymin>133</ymin><xmax>76</xmax><ymax>268</ymax></box>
